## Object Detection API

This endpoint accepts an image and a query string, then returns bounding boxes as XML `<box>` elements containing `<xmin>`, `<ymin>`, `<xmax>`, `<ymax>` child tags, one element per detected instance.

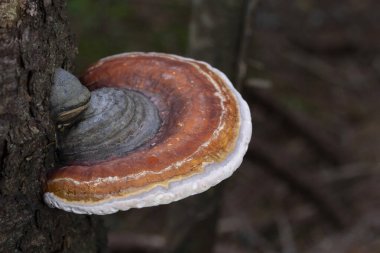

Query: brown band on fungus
<box><xmin>46</xmin><ymin>53</ymin><xmax>240</xmax><ymax>203</ymax></box>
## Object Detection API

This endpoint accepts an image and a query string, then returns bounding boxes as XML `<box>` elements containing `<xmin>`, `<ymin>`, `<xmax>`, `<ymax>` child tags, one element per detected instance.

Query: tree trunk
<box><xmin>165</xmin><ymin>0</ymin><xmax>255</xmax><ymax>252</ymax></box>
<box><xmin>0</xmin><ymin>0</ymin><xmax>106</xmax><ymax>252</ymax></box>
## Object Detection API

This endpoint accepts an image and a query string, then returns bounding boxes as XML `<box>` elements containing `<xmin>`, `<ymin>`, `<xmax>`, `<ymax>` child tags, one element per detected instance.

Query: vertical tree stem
<box><xmin>165</xmin><ymin>1</ymin><xmax>256</xmax><ymax>252</ymax></box>
<box><xmin>0</xmin><ymin>1</ymin><xmax>106</xmax><ymax>252</ymax></box>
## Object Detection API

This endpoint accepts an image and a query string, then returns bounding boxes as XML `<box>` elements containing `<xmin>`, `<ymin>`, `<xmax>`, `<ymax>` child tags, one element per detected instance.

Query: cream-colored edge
<box><xmin>43</xmin><ymin>52</ymin><xmax>252</xmax><ymax>215</ymax></box>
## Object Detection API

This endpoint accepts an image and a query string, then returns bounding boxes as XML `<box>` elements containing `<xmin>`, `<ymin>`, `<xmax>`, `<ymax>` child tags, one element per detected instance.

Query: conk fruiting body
<box><xmin>45</xmin><ymin>52</ymin><xmax>252</xmax><ymax>215</ymax></box>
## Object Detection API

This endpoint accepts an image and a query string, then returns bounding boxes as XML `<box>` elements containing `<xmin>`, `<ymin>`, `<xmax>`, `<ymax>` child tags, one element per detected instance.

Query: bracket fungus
<box><xmin>45</xmin><ymin>52</ymin><xmax>252</xmax><ymax>215</ymax></box>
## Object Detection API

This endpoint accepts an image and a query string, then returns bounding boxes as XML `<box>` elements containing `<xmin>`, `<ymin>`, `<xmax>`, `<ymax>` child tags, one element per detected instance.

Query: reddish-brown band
<box><xmin>47</xmin><ymin>53</ymin><xmax>240</xmax><ymax>202</ymax></box>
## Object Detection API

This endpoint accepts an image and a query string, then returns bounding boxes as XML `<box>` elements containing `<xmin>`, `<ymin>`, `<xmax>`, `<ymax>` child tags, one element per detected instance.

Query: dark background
<box><xmin>68</xmin><ymin>0</ymin><xmax>380</xmax><ymax>252</ymax></box>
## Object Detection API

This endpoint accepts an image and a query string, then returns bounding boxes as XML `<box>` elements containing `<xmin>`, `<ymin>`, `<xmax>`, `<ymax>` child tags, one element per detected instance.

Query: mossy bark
<box><xmin>0</xmin><ymin>0</ymin><xmax>106</xmax><ymax>252</ymax></box>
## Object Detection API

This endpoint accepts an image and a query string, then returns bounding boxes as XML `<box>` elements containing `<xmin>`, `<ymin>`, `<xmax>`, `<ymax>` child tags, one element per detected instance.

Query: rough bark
<box><xmin>0</xmin><ymin>0</ymin><xmax>106</xmax><ymax>252</ymax></box>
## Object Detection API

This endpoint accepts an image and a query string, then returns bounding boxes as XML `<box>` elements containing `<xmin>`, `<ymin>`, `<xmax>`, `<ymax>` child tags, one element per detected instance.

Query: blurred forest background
<box><xmin>68</xmin><ymin>0</ymin><xmax>380</xmax><ymax>252</ymax></box>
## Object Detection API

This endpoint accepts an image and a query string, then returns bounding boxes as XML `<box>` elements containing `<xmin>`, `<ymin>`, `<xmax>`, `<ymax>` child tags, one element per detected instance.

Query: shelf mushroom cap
<box><xmin>44</xmin><ymin>52</ymin><xmax>252</xmax><ymax>215</ymax></box>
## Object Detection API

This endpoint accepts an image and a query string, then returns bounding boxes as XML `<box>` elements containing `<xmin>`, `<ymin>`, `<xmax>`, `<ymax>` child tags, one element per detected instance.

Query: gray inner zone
<box><xmin>51</xmin><ymin>68</ymin><xmax>91</xmax><ymax>119</ymax></box>
<box><xmin>58</xmin><ymin>87</ymin><xmax>161</xmax><ymax>164</ymax></box>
